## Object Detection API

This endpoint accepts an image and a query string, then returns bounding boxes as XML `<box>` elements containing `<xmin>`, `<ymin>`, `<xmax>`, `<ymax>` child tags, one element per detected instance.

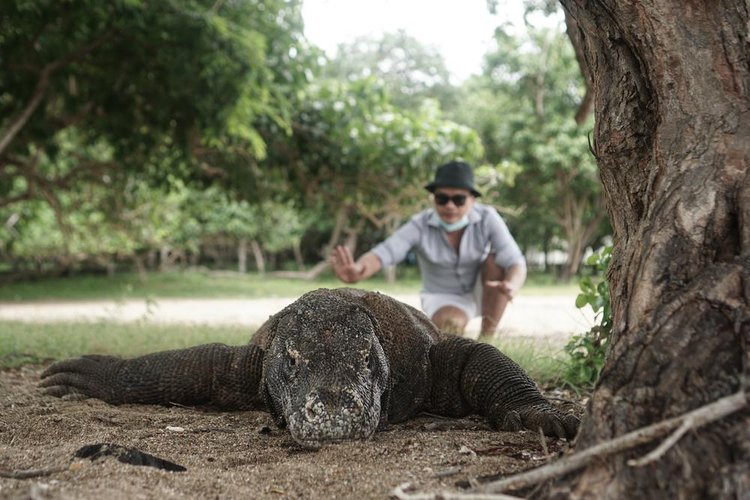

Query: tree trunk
<box><xmin>249</xmin><ymin>239</ymin><xmax>265</xmax><ymax>275</ymax></box>
<box><xmin>147</xmin><ymin>250</ymin><xmax>157</xmax><ymax>271</ymax></box>
<box><xmin>292</xmin><ymin>240</ymin><xmax>305</xmax><ymax>271</ymax></box>
<box><xmin>133</xmin><ymin>254</ymin><xmax>147</xmax><ymax>281</ymax></box>
<box><xmin>551</xmin><ymin>1</ymin><xmax>750</xmax><ymax>498</ymax></box>
<box><xmin>158</xmin><ymin>247</ymin><xmax>170</xmax><ymax>272</ymax></box>
<box><xmin>557</xmin><ymin>190</ymin><xmax>605</xmax><ymax>281</ymax></box>
<box><xmin>238</xmin><ymin>238</ymin><xmax>247</xmax><ymax>274</ymax></box>
<box><xmin>564</xmin><ymin>12</ymin><xmax>594</xmax><ymax>125</ymax></box>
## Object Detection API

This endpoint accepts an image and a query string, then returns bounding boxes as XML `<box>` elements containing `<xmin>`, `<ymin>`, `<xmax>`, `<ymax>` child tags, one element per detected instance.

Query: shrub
<box><xmin>564</xmin><ymin>246</ymin><xmax>612</xmax><ymax>389</ymax></box>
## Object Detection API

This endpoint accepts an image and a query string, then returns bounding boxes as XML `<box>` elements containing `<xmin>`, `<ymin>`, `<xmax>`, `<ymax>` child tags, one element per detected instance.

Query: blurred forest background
<box><xmin>0</xmin><ymin>0</ymin><xmax>609</xmax><ymax>284</ymax></box>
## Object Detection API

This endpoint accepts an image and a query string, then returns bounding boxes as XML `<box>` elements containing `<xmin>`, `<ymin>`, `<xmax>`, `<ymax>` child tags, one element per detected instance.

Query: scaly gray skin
<box><xmin>40</xmin><ymin>288</ymin><xmax>579</xmax><ymax>448</ymax></box>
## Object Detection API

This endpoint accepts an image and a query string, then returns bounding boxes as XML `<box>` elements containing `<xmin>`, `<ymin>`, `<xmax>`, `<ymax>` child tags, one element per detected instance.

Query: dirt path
<box><xmin>0</xmin><ymin>366</ymin><xmax>582</xmax><ymax>499</ymax></box>
<box><xmin>0</xmin><ymin>292</ymin><xmax>593</xmax><ymax>341</ymax></box>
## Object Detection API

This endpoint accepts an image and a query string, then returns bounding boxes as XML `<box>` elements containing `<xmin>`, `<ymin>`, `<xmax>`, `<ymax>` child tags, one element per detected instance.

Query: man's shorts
<box><xmin>420</xmin><ymin>280</ymin><xmax>483</xmax><ymax>319</ymax></box>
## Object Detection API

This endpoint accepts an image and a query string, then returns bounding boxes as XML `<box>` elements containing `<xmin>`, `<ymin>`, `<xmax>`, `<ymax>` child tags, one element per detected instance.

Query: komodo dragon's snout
<box><xmin>262</xmin><ymin>305</ymin><xmax>389</xmax><ymax>448</ymax></box>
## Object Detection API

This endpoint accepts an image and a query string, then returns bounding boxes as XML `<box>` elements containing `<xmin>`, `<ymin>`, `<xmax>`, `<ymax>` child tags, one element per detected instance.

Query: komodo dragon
<box><xmin>40</xmin><ymin>288</ymin><xmax>579</xmax><ymax>448</ymax></box>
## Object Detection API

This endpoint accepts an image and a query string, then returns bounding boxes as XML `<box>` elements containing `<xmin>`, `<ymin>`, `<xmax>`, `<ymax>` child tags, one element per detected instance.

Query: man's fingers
<box><xmin>338</xmin><ymin>246</ymin><xmax>354</xmax><ymax>266</ymax></box>
<box><xmin>331</xmin><ymin>245</ymin><xmax>351</xmax><ymax>265</ymax></box>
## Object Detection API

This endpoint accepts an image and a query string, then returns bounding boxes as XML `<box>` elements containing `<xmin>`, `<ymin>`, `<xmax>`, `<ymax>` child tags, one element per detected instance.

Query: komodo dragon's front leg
<box><xmin>40</xmin><ymin>344</ymin><xmax>266</xmax><ymax>410</ymax></box>
<box><xmin>428</xmin><ymin>337</ymin><xmax>579</xmax><ymax>439</ymax></box>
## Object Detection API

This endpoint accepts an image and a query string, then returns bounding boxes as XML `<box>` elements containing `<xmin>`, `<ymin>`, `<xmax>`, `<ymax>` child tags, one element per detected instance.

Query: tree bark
<box><xmin>564</xmin><ymin>12</ymin><xmax>594</xmax><ymax>125</ymax></box>
<box><xmin>249</xmin><ymin>239</ymin><xmax>265</xmax><ymax>275</ymax></box>
<box><xmin>553</xmin><ymin>1</ymin><xmax>750</xmax><ymax>498</ymax></box>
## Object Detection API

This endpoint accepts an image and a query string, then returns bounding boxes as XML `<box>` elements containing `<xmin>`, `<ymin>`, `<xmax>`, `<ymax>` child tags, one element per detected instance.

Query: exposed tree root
<box><xmin>474</xmin><ymin>391</ymin><xmax>747</xmax><ymax>494</ymax></box>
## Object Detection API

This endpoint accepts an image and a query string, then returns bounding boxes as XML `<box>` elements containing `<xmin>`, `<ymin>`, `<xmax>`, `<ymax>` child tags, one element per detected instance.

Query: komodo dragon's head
<box><xmin>262</xmin><ymin>294</ymin><xmax>389</xmax><ymax>448</ymax></box>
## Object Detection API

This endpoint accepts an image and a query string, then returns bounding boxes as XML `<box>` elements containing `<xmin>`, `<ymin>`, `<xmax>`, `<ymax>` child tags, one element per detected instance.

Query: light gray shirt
<box><xmin>371</xmin><ymin>203</ymin><xmax>525</xmax><ymax>294</ymax></box>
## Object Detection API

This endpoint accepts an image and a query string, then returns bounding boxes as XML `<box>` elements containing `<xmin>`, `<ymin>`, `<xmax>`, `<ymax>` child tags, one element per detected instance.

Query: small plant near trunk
<box><xmin>564</xmin><ymin>246</ymin><xmax>612</xmax><ymax>389</ymax></box>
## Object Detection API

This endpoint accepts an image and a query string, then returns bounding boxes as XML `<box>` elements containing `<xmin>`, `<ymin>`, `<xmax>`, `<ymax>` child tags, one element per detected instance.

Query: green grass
<box><xmin>0</xmin><ymin>320</ymin><xmax>570</xmax><ymax>385</ymax></box>
<box><xmin>0</xmin><ymin>269</ymin><xmax>578</xmax><ymax>302</ymax></box>
<box><xmin>0</xmin><ymin>321</ymin><xmax>257</xmax><ymax>367</ymax></box>
<box><xmin>491</xmin><ymin>337</ymin><xmax>569</xmax><ymax>386</ymax></box>
<box><xmin>0</xmin><ymin>269</ymin><xmax>577</xmax><ymax>383</ymax></box>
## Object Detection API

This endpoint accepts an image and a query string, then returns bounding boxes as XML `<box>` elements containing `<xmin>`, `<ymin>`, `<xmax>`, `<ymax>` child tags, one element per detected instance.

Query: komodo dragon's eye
<box><xmin>361</xmin><ymin>349</ymin><xmax>372</xmax><ymax>369</ymax></box>
<box><xmin>285</xmin><ymin>348</ymin><xmax>300</xmax><ymax>372</ymax></box>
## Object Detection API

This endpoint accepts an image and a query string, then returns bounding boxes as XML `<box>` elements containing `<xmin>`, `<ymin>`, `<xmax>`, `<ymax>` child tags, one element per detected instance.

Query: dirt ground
<box><xmin>0</xmin><ymin>364</ymin><xmax>584</xmax><ymax>499</ymax></box>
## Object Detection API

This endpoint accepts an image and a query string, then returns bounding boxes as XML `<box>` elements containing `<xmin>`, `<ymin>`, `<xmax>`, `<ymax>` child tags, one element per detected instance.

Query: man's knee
<box><xmin>431</xmin><ymin>306</ymin><xmax>468</xmax><ymax>334</ymax></box>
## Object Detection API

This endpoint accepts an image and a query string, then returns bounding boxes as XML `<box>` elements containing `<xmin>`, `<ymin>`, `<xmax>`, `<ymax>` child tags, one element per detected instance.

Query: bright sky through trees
<box><xmin>301</xmin><ymin>0</ymin><xmax>529</xmax><ymax>82</ymax></box>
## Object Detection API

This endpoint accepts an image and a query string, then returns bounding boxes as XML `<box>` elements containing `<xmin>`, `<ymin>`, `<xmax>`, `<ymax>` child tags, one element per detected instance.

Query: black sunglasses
<box><xmin>434</xmin><ymin>193</ymin><xmax>468</xmax><ymax>206</ymax></box>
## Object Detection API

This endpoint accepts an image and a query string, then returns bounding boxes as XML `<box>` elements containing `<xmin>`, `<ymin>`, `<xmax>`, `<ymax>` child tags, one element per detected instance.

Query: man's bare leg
<box><xmin>431</xmin><ymin>305</ymin><xmax>469</xmax><ymax>335</ymax></box>
<box><xmin>479</xmin><ymin>255</ymin><xmax>511</xmax><ymax>341</ymax></box>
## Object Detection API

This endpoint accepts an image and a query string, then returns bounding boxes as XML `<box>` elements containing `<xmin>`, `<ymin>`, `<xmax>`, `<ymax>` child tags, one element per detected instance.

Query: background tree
<box><xmin>264</xmin><ymin>77</ymin><xmax>483</xmax><ymax>278</ymax></box>
<box><xmin>194</xmin><ymin>188</ymin><xmax>307</xmax><ymax>274</ymax></box>
<box><xmin>456</xmin><ymin>26</ymin><xmax>606</xmax><ymax>279</ymax></box>
<box><xmin>541</xmin><ymin>2</ymin><xmax>749</xmax><ymax>497</ymax></box>
<box><xmin>0</xmin><ymin>0</ymin><xmax>311</xmax><ymax>210</ymax></box>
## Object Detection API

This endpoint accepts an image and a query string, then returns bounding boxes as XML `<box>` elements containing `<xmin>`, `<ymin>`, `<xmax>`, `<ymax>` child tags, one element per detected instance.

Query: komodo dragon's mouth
<box><xmin>292</xmin><ymin>436</ymin><xmax>362</xmax><ymax>450</ymax></box>
<box><xmin>287</xmin><ymin>417</ymin><xmax>380</xmax><ymax>448</ymax></box>
<box><xmin>285</xmin><ymin>404</ymin><xmax>381</xmax><ymax>448</ymax></box>
<box><xmin>282</xmin><ymin>384</ymin><xmax>382</xmax><ymax>448</ymax></box>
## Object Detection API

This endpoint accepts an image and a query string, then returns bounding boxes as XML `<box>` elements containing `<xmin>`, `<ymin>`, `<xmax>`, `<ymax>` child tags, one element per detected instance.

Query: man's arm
<box><xmin>485</xmin><ymin>261</ymin><xmax>527</xmax><ymax>298</ymax></box>
<box><xmin>330</xmin><ymin>246</ymin><xmax>383</xmax><ymax>284</ymax></box>
<box><xmin>330</xmin><ymin>214</ymin><xmax>421</xmax><ymax>284</ymax></box>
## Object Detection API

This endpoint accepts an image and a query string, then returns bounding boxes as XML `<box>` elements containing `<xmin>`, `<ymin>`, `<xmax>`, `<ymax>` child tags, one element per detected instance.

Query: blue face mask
<box><xmin>438</xmin><ymin>216</ymin><xmax>470</xmax><ymax>232</ymax></box>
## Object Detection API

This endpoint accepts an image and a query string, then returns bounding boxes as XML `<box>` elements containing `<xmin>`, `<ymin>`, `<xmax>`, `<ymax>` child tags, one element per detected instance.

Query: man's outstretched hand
<box><xmin>329</xmin><ymin>245</ymin><xmax>364</xmax><ymax>284</ymax></box>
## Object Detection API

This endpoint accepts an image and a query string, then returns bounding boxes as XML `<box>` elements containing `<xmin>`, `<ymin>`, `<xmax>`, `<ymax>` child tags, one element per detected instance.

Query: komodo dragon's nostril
<box><xmin>304</xmin><ymin>395</ymin><xmax>325</xmax><ymax>421</ymax></box>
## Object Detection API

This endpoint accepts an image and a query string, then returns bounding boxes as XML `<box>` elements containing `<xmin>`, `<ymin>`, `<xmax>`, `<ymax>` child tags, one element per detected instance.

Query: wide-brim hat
<box><xmin>424</xmin><ymin>161</ymin><xmax>482</xmax><ymax>197</ymax></box>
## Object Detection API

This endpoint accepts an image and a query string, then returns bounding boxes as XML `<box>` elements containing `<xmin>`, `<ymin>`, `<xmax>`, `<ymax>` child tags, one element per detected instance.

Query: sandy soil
<box><xmin>0</xmin><ymin>364</ymin><xmax>584</xmax><ymax>499</ymax></box>
<box><xmin>0</xmin><ymin>292</ymin><xmax>588</xmax><ymax>498</ymax></box>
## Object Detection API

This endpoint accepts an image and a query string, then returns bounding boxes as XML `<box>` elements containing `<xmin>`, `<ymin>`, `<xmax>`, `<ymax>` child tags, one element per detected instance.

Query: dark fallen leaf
<box><xmin>74</xmin><ymin>443</ymin><xmax>186</xmax><ymax>472</ymax></box>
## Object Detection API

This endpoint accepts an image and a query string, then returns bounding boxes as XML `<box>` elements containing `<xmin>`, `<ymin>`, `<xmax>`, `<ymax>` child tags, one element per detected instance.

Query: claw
<box><xmin>496</xmin><ymin>410</ymin><xmax>523</xmax><ymax>432</ymax></box>
<box><xmin>39</xmin><ymin>356</ymin><xmax>117</xmax><ymax>401</ymax></box>
<box><xmin>494</xmin><ymin>405</ymin><xmax>580</xmax><ymax>440</ymax></box>
<box><xmin>532</xmin><ymin>409</ymin><xmax>580</xmax><ymax>440</ymax></box>
<box><xmin>39</xmin><ymin>371</ymin><xmax>99</xmax><ymax>400</ymax></box>
<box><xmin>41</xmin><ymin>384</ymin><xmax>83</xmax><ymax>399</ymax></box>
<box><xmin>41</xmin><ymin>356</ymin><xmax>112</xmax><ymax>379</ymax></box>
<box><xmin>545</xmin><ymin>418</ymin><xmax>567</xmax><ymax>439</ymax></box>
<box><xmin>562</xmin><ymin>413</ymin><xmax>580</xmax><ymax>440</ymax></box>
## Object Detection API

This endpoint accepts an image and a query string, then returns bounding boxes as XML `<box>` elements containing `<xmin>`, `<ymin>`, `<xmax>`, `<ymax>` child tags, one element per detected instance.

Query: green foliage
<box><xmin>267</xmin><ymin>77</ymin><xmax>483</xmax><ymax>239</ymax></box>
<box><xmin>0</xmin><ymin>0</ymin><xmax>313</xmax><ymax>205</ymax></box>
<box><xmin>564</xmin><ymin>245</ymin><xmax>612</xmax><ymax>388</ymax></box>
<box><xmin>454</xmin><ymin>24</ymin><xmax>608</xmax><ymax>276</ymax></box>
<box><xmin>191</xmin><ymin>187</ymin><xmax>308</xmax><ymax>257</ymax></box>
<box><xmin>0</xmin><ymin>0</ymin><xmax>608</xmax><ymax>278</ymax></box>
<box><xmin>323</xmin><ymin>30</ymin><xmax>456</xmax><ymax>111</ymax></box>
